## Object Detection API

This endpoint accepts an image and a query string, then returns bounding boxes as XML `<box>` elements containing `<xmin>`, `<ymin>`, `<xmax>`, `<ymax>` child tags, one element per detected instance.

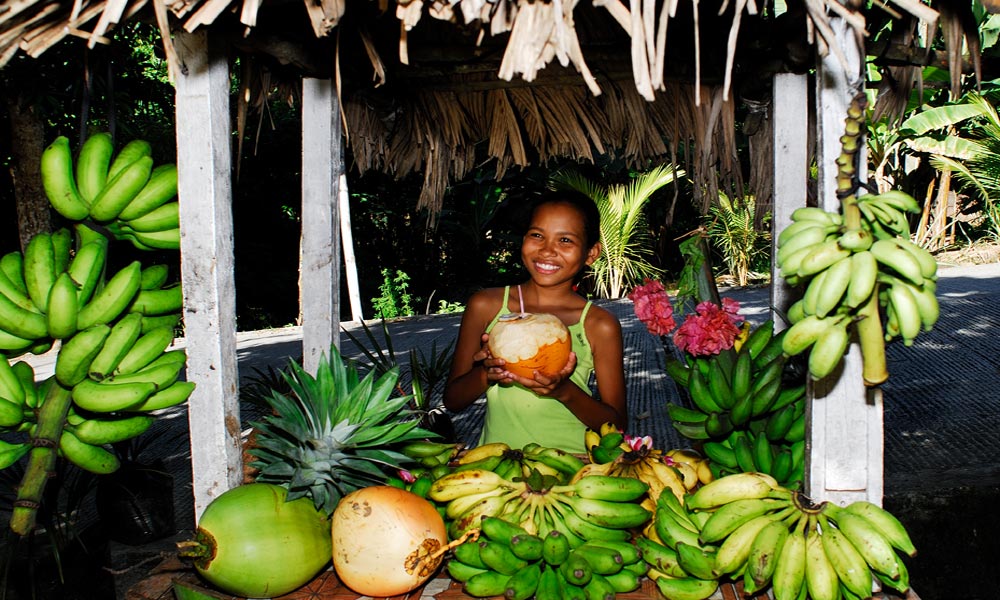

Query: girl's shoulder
<box><xmin>583</xmin><ymin>302</ymin><xmax>622</xmax><ymax>335</ymax></box>
<box><xmin>465</xmin><ymin>286</ymin><xmax>508</xmax><ymax>314</ymax></box>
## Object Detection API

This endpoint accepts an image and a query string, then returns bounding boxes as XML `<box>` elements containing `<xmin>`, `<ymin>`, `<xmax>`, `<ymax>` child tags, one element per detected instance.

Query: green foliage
<box><xmin>551</xmin><ymin>165</ymin><xmax>679</xmax><ymax>298</ymax></box>
<box><xmin>371</xmin><ymin>269</ymin><xmax>415</xmax><ymax>319</ymax></box>
<box><xmin>704</xmin><ymin>192</ymin><xmax>771</xmax><ymax>287</ymax></box>
<box><xmin>435</xmin><ymin>300</ymin><xmax>465</xmax><ymax>314</ymax></box>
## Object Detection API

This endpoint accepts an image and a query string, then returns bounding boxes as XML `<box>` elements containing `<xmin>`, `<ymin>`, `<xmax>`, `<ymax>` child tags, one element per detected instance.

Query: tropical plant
<box><xmin>550</xmin><ymin>165</ymin><xmax>681</xmax><ymax>298</ymax></box>
<box><xmin>371</xmin><ymin>269</ymin><xmax>416</xmax><ymax>319</ymax></box>
<box><xmin>932</xmin><ymin>92</ymin><xmax>1000</xmax><ymax>241</ymax></box>
<box><xmin>704</xmin><ymin>191</ymin><xmax>771</xmax><ymax>286</ymax></box>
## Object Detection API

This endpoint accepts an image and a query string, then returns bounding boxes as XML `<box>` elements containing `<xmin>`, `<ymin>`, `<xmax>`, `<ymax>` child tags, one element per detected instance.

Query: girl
<box><xmin>443</xmin><ymin>191</ymin><xmax>627</xmax><ymax>453</ymax></box>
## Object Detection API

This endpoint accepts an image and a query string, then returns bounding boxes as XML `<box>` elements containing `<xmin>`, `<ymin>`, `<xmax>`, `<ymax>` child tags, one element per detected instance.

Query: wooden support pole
<box><xmin>174</xmin><ymin>29</ymin><xmax>243</xmax><ymax>521</ymax></box>
<box><xmin>340</xmin><ymin>173</ymin><xmax>364</xmax><ymax>323</ymax></box>
<box><xmin>300</xmin><ymin>77</ymin><xmax>343</xmax><ymax>373</ymax></box>
<box><xmin>769</xmin><ymin>72</ymin><xmax>809</xmax><ymax>331</ymax></box>
<box><xmin>809</xmin><ymin>15</ymin><xmax>884</xmax><ymax>506</ymax></box>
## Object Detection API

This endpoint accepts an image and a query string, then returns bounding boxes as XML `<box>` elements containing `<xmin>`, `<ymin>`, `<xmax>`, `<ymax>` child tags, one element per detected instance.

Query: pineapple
<box><xmin>247</xmin><ymin>346</ymin><xmax>433</xmax><ymax>516</ymax></box>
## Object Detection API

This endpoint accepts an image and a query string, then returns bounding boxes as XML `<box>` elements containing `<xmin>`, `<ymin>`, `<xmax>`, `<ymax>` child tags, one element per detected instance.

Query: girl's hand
<box><xmin>477</xmin><ymin>333</ymin><xmax>512</xmax><ymax>384</ymax></box>
<box><xmin>501</xmin><ymin>352</ymin><xmax>578</xmax><ymax>399</ymax></box>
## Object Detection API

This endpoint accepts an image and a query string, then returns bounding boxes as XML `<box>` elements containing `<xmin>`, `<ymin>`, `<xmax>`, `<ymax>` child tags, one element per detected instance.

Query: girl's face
<box><xmin>521</xmin><ymin>202</ymin><xmax>601</xmax><ymax>286</ymax></box>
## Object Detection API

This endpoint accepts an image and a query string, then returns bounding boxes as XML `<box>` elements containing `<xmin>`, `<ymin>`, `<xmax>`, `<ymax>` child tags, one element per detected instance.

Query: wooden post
<box><xmin>770</xmin><ymin>73</ymin><xmax>809</xmax><ymax>330</ymax></box>
<box><xmin>174</xmin><ymin>29</ymin><xmax>243</xmax><ymax>521</ymax></box>
<box><xmin>808</xmin><ymin>16</ymin><xmax>884</xmax><ymax>506</ymax></box>
<box><xmin>300</xmin><ymin>77</ymin><xmax>343</xmax><ymax>373</ymax></box>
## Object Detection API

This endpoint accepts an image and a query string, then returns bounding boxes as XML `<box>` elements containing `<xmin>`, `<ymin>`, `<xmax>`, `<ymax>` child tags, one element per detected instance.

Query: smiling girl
<box><xmin>443</xmin><ymin>190</ymin><xmax>627</xmax><ymax>453</ymax></box>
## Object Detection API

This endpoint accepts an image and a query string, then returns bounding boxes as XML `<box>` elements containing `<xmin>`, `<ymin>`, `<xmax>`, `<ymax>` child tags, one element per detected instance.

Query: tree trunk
<box><xmin>5</xmin><ymin>92</ymin><xmax>52</xmax><ymax>250</ymax></box>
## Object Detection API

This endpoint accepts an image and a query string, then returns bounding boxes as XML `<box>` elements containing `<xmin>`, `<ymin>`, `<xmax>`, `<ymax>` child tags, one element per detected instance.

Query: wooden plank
<box><xmin>808</xmin><ymin>14</ymin><xmax>884</xmax><ymax>506</ymax></box>
<box><xmin>339</xmin><ymin>173</ymin><xmax>364</xmax><ymax>322</ymax></box>
<box><xmin>173</xmin><ymin>28</ymin><xmax>243</xmax><ymax>521</ymax></box>
<box><xmin>769</xmin><ymin>72</ymin><xmax>808</xmax><ymax>331</ymax></box>
<box><xmin>300</xmin><ymin>77</ymin><xmax>343</xmax><ymax>373</ymax></box>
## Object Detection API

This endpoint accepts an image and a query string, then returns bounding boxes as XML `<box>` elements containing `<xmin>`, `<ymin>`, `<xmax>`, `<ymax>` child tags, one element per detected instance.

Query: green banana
<box><xmin>125</xmin><ymin>380</ymin><xmax>195</xmax><ymax>412</ymax></box>
<box><xmin>23</xmin><ymin>232</ymin><xmax>56</xmax><ymax>314</ymax></box>
<box><xmin>781</xmin><ymin>314</ymin><xmax>834</xmax><ymax>357</ymax></box>
<box><xmin>534</xmin><ymin>565</ymin><xmax>562</xmax><ymax>600</ymax></box>
<box><xmin>777</xmin><ymin>225</ymin><xmax>837</xmax><ymax>266</ymax></box>
<box><xmin>77</xmin><ymin>261</ymin><xmax>142</xmax><ymax>330</ymax></box>
<box><xmin>675</xmin><ymin>542</ymin><xmax>718</xmax><ymax>580</ymax></box>
<box><xmin>139</xmin><ymin>264</ymin><xmax>171</xmax><ymax>290</ymax></box>
<box><xmin>0</xmin><ymin>440</ymin><xmax>29</xmax><ymax>469</ymax></box>
<box><xmin>481</xmin><ymin>515</ymin><xmax>531</xmax><ymax>545</ymax></box>
<box><xmin>553</xmin><ymin>502</ymin><xmax>633</xmax><ymax>543</ymax></box>
<box><xmin>0</xmin><ymin>397</ymin><xmax>25</xmax><ymax>428</ymax></box>
<box><xmin>542</xmin><ymin>529</ymin><xmax>572</xmax><ymax>565</ymax></box>
<box><xmin>790</xmin><ymin>207</ymin><xmax>841</xmax><ymax>226</ymax></box>
<box><xmin>89</xmin><ymin>155</ymin><xmax>154</xmax><ymax>222</ymax></box>
<box><xmin>45</xmin><ymin>272</ymin><xmax>79</xmax><ymax>339</ymax></box>
<box><xmin>113</xmin><ymin>323</ymin><xmax>176</xmax><ymax>375</ymax></box>
<box><xmin>828</xmin><ymin>510</ymin><xmax>901</xmax><ymax>579</ymax></box>
<box><xmin>870</xmin><ymin>239</ymin><xmax>924</xmax><ymax>286</ymax></box>
<box><xmin>837</xmin><ymin>501</ymin><xmax>916</xmax><ymax>556</ymax></box>
<box><xmin>0</xmin><ymin>262</ymin><xmax>36</xmax><ymax>316</ymax></box>
<box><xmin>71</xmin><ymin>378</ymin><xmax>157</xmax><ymax>413</ymax></box>
<box><xmin>686</xmin><ymin>368</ymin><xmax>723</xmax><ymax>414</ymax></box>
<box><xmin>743</xmin><ymin>320</ymin><xmax>774</xmax><ymax>361</ymax></box>
<box><xmin>892</xmin><ymin>236</ymin><xmax>937</xmax><ymax>281</ymax></box>
<box><xmin>118</xmin><ymin>163</ymin><xmax>178</xmax><ymax>221</ymax></box>
<box><xmin>797</xmin><ymin>240</ymin><xmax>851</xmax><ymax>277</ymax></box>
<box><xmin>446</xmin><ymin>559</ymin><xmax>488</xmax><ymax>583</ymax></box>
<box><xmin>653</xmin><ymin>502</ymin><xmax>702</xmax><ymax>550</ymax></box>
<box><xmin>711</xmin><ymin>511</ymin><xmax>782</xmax><ymax>576</ymax></box>
<box><xmin>571</xmin><ymin>475</ymin><xmax>648</xmax><ymax>502</ymax></box>
<box><xmin>126</xmin><ymin>201</ymin><xmax>179</xmax><ymax>233</ymax></box>
<box><xmin>0</xmin><ymin>355</ymin><xmax>27</xmax><ymax>407</ymax></box>
<box><xmin>772</xmin><ymin>519</ymin><xmax>808</xmax><ymax>600</ymax></box>
<box><xmin>666</xmin><ymin>403</ymin><xmax>709</xmax><ymax>424</ymax></box>
<box><xmin>125</xmin><ymin>227</ymin><xmax>181</xmax><ymax>251</ymax></box>
<box><xmin>0</xmin><ymin>252</ymin><xmax>26</xmax><ymax>296</ymax></box>
<box><xmin>818</xmin><ymin>516</ymin><xmax>873</xmax><ymax>599</ymax></box>
<box><xmin>808</xmin><ymin>317</ymin><xmax>850</xmax><ymax>380</ymax></box>
<box><xmin>664</xmin><ymin>358</ymin><xmax>692</xmax><ymax>388</ymax></box>
<box><xmin>777</xmin><ymin>219</ymin><xmax>837</xmax><ymax>247</ymax></box>
<box><xmin>602</xmin><ymin>568</ymin><xmax>639</xmax><ymax>593</ymax></box>
<box><xmin>701</xmin><ymin>441</ymin><xmax>738</xmax><ymax>470</ymax></box>
<box><xmin>804</xmin><ymin>526</ymin><xmax>840</xmax><ymax>600</ymax></box>
<box><xmin>579</xmin><ymin>539</ymin><xmax>640</xmax><ymax>566</ymax></box>
<box><xmin>562</xmin><ymin>496</ymin><xmax>651</xmax><ymax>530</ymax></box>
<box><xmin>76</xmin><ymin>132</ymin><xmax>114</xmax><ymax>204</ymax></box>
<box><xmin>653</xmin><ymin>575</ymin><xmax>718</xmax><ymax>600</ymax></box>
<box><xmin>836</xmin><ymin>228</ymin><xmax>873</xmax><ymax>252</ymax></box>
<box><xmin>559</xmin><ymin>551</ymin><xmax>593</xmax><ymax>586</ymax></box>
<box><xmin>140</xmin><ymin>313</ymin><xmax>182</xmax><ymax>334</ymax></box>
<box><xmin>463</xmin><ymin>570</ymin><xmax>512</xmax><ymax>597</ymax></box>
<box><xmin>108</xmin><ymin>139</ymin><xmax>153</xmax><ymax>180</ymax></box>
<box><xmin>66</xmin><ymin>240</ymin><xmax>108</xmax><ymax>306</ymax></box>
<box><xmin>104</xmin><ymin>361</ymin><xmax>183</xmax><ymax>390</ymax></box>
<box><xmin>54</xmin><ymin>324</ymin><xmax>112</xmax><ymax>387</ymax></box>
<box><xmin>71</xmin><ymin>414</ymin><xmax>154</xmax><ymax>445</ymax></box>
<box><xmin>530</xmin><ymin>446</ymin><xmax>587</xmax><ymax>477</ymax></box>
<box><xmin>504</xmin><ymin>561</ymin><xmax>542</xmax><ymax>600</ymax></box>
<box><xmin>844</xmin><ymin>249</ymin><xmax>878</xmax><ymax>308</ymax></box>
<box><xmin>40</xmin><ymin>136</ymin><xmax>90</xmax><ymax>220</ymax></box>
<box><xmin>87</xmin><ymin>312</ymin><xmax>144</xmax><ymax>380</ymax></box>
<box><xmin>699</xmin><ymin>497</ymin><xmax>788</xmax><ymax>543</ymax></box>
<box><xmin>635</xmin><ymin>536</ymin><xmax>687</xmax><ymax>577</ymax></box>
<box><xmin>814</xmin><ymin>255</ymin><xmax>853</xmax><ymax>318</ymax></box>
<box><xmin>686</xmin><ymin>472</ymin><xmax>777</xmax><ymax>511</ymax></box>
<box><xmin>50</xmin><ymin>227</ymin><xmax>72</xmax><ymax>274</ymax></box>
<box><xmin>743</xmin><ymin>517</ymin><xmax>791</xmax><ymax>593</ymax></box>
<box><xmin>582</xmin><ymin>572</ymin><xmax>616</xmax><ymax>600</ymax></box>
<box><xmin>510</xmin><ymin>533</ymin><xmax>544</xmax><ymax>561</ymax></box>
<box><xmin>59</xmin><ymin>429</ymin><xmax>121</xmax><ymax>474</ymax></box>
<box><xmin>752</xmin><ymin>328</ymin><xmax>786</xmax><ymax>370</ymax></box>
<box><xmin>478</xmin><ymin>539</ymin><xmax>529</xmax><ymax>575</ymax></box>
<box><xmin>887</xmin><ymin>281</ymin><xmax>922</xmax><ymax>345</ymax></box>
<box><xmin>10</xmin><ymin>361</ymin><xmax>37</xmax><ymax>409</ymax></box>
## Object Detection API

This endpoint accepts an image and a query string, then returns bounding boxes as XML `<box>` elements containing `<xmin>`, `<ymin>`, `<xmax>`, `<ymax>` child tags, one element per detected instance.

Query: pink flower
<box><xmin>673</xmin><ymin>301</ymin><xmax>744</xmax><ymax>357</ymax></box>
<box><xmin>629</xmin><ymin>280</ymin><xmax>677</xmax><ymax>336</ymax></box>
<box><xmin>624</xmin><ymin>434</ymin><xmax>653</xmax><ymax>451</ymax></box>
<box><xmin>398</xmin><ymin>469</ymin><xmax>416</xmax><ymax>484</ymax></box>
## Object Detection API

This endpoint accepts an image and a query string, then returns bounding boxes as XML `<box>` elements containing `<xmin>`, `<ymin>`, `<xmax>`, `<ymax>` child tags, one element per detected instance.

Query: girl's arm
<box><xmin>443</xmin><ymin>290</ymin><xmax>507</xmax><ymax>412</ymax></box>
<box><xmin>501</xmin><ymin>307</ymin><xmax>628</xmax><ymax>431</ymax></box>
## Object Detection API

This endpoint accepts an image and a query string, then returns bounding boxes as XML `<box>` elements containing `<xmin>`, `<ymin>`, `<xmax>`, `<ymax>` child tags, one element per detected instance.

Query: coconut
<box><xmin>331</xmin><ymin>486</ymin><xmax>448</xmax><ymax>597</ymax></box>
<box><xmin>488</xmin><ymin>312</ymin><xmax>572</xmax><ymax>379</ymax></box>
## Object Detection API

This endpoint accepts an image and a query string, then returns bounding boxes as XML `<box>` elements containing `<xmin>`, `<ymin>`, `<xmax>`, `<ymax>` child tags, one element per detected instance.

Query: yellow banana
<box><xmin>456</xmin><ymin>441</ymin><xmax>510</xmax><ymax>465</ymax></box>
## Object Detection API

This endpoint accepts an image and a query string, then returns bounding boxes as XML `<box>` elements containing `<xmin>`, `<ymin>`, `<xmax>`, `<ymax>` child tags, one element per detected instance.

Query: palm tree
<box><xmin>550</xmin><ymin>165</ymin><xmax>680</xmax><ymax>298</ymax></box>
<box><xmin>705</xmin><ymin>191</ymin><xmax>770</xmax><ymax>287</ymax></box>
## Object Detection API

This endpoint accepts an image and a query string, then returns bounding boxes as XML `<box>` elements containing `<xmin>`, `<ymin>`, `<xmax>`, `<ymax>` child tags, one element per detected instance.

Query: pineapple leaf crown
<box><xmin>248</xmin><ymin>345</ymin><xmax>433</xmax><ymax>516</ymax></box>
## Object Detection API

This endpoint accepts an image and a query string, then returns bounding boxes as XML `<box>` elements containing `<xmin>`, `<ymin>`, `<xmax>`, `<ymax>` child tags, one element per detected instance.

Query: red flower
<box><xmin>673</xmin><ymin>300</ymin><xmax>744</xmax><ymax>356</ymax></box>
<box><xmin>629</xmin><ymin>280</ymin><xmax>677</xmax><ymax>336</ymax></box>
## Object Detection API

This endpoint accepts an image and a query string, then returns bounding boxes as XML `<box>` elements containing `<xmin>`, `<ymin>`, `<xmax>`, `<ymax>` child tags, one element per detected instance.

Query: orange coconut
<box><xmin>488</xmin><ymin>312</ymin><xmax>572</xmax><ymax>379</ymax></box>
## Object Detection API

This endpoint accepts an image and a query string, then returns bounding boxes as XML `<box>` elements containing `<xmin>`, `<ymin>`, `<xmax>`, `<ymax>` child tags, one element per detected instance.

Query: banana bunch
<box><xmin>40</xmin><ymin>133</ymin><xmax>180</xmax><ymax>250</ymax></box>
<box><xmin>776</xmin><ymin>96</ymin><xmax>938</xmax><ymax>384</ymax></box>
<box><xmin>448</xmin><ymin>515</ymin><xmax>645</xmax><ymax>600</ymax></box>
<box><xmin>428</xmin><ymin>465</ymin><xmax>652</xmax><ymax>546</ymax></box>
<box><xmin>663</xmin><ymin>320</ymin><xmax>796</xmax><ymax>443</ymax></box>
<box><xmin>700</xmin><ymin>424</ymin><xmax>805</xmax><ymax>490</ymax></box>
<box><xmin>582</xmin><ymin>424</ymin><xmax>709</xmax><ymax>507</ymax></box>
<box><xmin>399</xmin><ymin>439</ymin><xmax>464</xmax><ymax>469</ymax></box>
<box><xmin>451</xmin><ymin>441</ymin><xmax>586</xmax><ymax>484</ymax></box>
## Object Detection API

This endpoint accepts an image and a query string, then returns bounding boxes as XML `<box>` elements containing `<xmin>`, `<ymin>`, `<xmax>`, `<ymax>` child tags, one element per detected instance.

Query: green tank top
<box><xmin>479</xmin><ymin>286</ymin><xmax>594</xmax><ymax>453</ymax></box>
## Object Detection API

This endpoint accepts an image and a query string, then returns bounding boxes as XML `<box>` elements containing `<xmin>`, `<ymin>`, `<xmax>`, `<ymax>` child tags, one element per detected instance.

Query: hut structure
<box><xmin>0</xmin><ymin>0</ymin><xmax>986</xmax><ymax>527</ymax></box>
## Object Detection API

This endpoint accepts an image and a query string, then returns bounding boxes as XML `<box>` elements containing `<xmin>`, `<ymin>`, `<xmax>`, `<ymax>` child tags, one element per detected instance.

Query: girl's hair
<box><xmin>527</xmin><ymin>189</ymin><xmax>602</xmax><ymax>249</ymax></box>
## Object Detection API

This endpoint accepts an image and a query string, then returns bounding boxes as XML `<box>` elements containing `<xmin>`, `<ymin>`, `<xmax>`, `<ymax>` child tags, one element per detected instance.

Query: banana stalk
<box><xmin>855</xmin><ymin>285</ymin><xmax>888</xmax><ymax>386</ymax></box>
<box><xmin>10</xmin><ymin>380</ymin><xmax>74</xmax><ymax>535</ymax></box>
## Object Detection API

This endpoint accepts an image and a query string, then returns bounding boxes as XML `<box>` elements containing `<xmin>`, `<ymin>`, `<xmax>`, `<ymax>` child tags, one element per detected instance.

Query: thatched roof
<box><xmin>2</xmin><ymin>0</ymin><xmax>983</xmax><ymax>223</ymax></box>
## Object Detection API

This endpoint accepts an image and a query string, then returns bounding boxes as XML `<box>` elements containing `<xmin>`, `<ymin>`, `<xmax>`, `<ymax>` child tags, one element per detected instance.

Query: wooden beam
<box><xmin>300</xmin><ymin>77</ymin><xmax>343</xmax><ymax>372</ymax></box>
<box><xmin>769</xmin><ymin>72</ymin><xmax>808</xmax><ymax>331</ymax></box>
<box><xmin>808</xmin><ymin>15</ymin><xmax>884</xmax><ymax>507</ymax></box>
<box><xmin>174</xmin><ymin>28</ymin><xmax>243</xmax><ymax>521</ymax></box>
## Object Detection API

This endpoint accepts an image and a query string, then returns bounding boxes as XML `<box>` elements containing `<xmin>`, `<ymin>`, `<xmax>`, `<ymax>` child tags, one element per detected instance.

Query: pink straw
<box><xmin>518</xmin><ymin>285</ymin><xmax>525</xmax><ymax>316</ymax></box>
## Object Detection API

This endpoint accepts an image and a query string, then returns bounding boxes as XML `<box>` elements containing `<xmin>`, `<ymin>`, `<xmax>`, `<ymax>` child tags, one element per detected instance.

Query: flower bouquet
<box><xmin>629</xmin><ymin>278</ymin><xmax>806</xmax><ymax>488</ymax></box>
